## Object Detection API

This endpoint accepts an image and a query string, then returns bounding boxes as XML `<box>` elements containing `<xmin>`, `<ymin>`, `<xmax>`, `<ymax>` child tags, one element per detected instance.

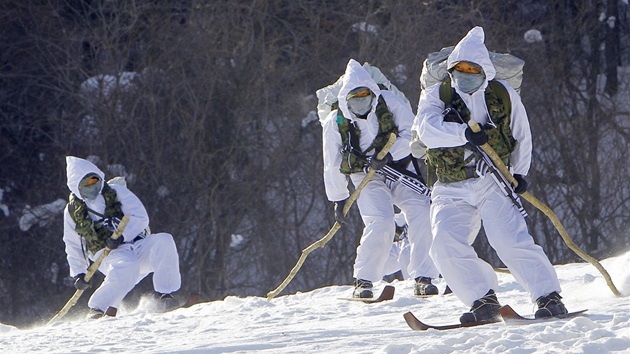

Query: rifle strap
<box><xmin>389</xmin><ymin>155</ymin><xmax>424</xmax><ymax>182</ymax></box>
<box><xmin>411</xmin><ymin>157</ymin><xmax>425</xmax><ymax>184</ymax></box>
<box><xmin>347</xmin><ymin>120</ymin><xmax>364</xmax><ymax>157</ymax></box>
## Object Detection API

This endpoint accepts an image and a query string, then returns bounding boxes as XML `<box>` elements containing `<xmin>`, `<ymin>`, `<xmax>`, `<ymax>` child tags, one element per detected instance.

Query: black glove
<box><xmin>333</xmin><ymin>199</ymin><xmax>348</xmax><ymax>224</ymax></box>
<box><xmin>513</xmin><ymin>174</ymin><xmax>528</xmax><ymax>194</ymax></box>
<box><xmin>465</xmin><ymin>127</ymin><xmax>488</xmax><ymax>146</ymax></box>
<box><xmin>106</xmin><ymin>236</ymin><xmax>124</xmax><ymax>249</ymax></box>
<box><xmin>73</xmin><ymin>273</ymin><xmax>92</xmax><ymax>290</ymax></box>
<box><xmin>369</xmin><ymin>152</ymin><xmax>392</xmax><ymax>171</ymax></box>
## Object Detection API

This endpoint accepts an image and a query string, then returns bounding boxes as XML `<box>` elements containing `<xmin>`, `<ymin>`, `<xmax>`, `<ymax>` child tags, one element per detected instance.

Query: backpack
<box><xmin>416</xmin><ymin>47</ymin><xmax>524</xmax><ymax>184</ymax></box>
<box><xmin>419</xmin><ymin>46</ymin><xmax>524</xmax><ymax>93</ymax></box>
<box><xmin>417</xmin><ymin>46</ymin><xmax>524</xmax><ymax>127</ymax></box>
<box><xmin>412</xmin><ymin>47</ymin><xmax>524</xmax><ymax>154</ymax></box>
<box><xmin>316</xmin><ymin>62</ymin><xmax>411</xmax><ymax>123</ymax></box>
<box><xmin>316</xmin><ymin>62</ymin><xmax>410</xmax><ymax>174</ymax></box>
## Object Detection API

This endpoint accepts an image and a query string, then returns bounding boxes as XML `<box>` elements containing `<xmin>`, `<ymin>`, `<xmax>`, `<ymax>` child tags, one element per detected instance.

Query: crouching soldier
<box><xmin>63</xmin><ymin>156</ymin><xmax>181</xmax><ymax>318</ymax></box>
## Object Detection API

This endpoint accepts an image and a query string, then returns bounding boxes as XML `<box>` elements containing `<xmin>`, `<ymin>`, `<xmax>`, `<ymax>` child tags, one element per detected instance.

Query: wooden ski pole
<box><xmin>267</xmin><ymin>132</ymin><xmax>397</xmax><ymax>301</ymax></box>
<box><xmin>48</xmin><ymin>215</ymin><xmax>131</xmax><ymax>324</ymax></box>
<box><xmin>468</xmin><ymin>120</ymin><xmax>621</xmax><ymax>297</ymax></box>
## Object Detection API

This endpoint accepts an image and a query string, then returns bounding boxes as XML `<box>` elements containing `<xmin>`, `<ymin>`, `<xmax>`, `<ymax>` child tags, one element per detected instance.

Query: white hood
<box><xmin>447</xmin><ymin>26</ymin><xmax>496</xmax><ymax>83</ymax></box>
<box><xmin>66</xmin><ymin>156</ymin><xmax>105</xmax><ymax>200</ymax></box>
<box><xmin>337</xmin><ymin>59</ymin><xmax>382</xmax><ymax>120</ymax></box>
<box><xmin>446</xmin><ymin>26</ymin><xmax>495</xmax><ymax>126</ymax></box>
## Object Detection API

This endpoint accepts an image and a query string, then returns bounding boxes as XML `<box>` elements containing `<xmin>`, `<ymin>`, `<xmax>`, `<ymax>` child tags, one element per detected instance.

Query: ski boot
<box><xmin>534</xmin><ymin>291</ymin><xmax>568</xmax><ymax>318</ymax></box>
<box><xmin>353</xmin><ymin>279</ymin><xmax>373</xmax><ymax>298</ymax></box>
<box><xmin>157</xmin><ymin>293</ymin><xmax>181</xmax><ymax>312</ymax></box>
<box><xmin>86</xmin><ymin>308</ymin><xmax>104</xmax><ymax>320</ymax></box>
<box><xmin>459</xmin><ymin>290</ymin><xmax>501</xmax><ymax>325</ymax></box>
<box><xmin>414</xmin><ymin>277</ymin><xmax>439</xmax><ymax>296</ymax></box>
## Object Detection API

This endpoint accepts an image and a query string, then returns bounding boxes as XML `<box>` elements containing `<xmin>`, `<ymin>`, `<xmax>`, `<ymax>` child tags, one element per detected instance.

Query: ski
<box><xmin>500</xmin><ymin>305</ymin><xmax>588</xmax><ymax>323</ymax></box>
<box><xmin>337</xmin><ymin>285</ymin><xmax>395</xmax><ymax>304</ymax></box>
<box><xmin>403</xmin><ymin>311</ymin><xmax>501</xmax><ymax>331</ymax></box>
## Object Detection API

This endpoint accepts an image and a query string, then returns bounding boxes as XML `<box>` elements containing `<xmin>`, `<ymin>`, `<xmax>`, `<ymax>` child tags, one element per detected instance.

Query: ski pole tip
<box><xmin>266</xmin><ymin>291</ymin><xmax>277</xmax><ymax>301</ymax></box>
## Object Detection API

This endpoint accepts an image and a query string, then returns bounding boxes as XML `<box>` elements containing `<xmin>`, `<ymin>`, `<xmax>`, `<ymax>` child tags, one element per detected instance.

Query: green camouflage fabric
<box><xmin>68</xmin><ymin>183</ymin><xmax>124</xmax><ymax>253</ymax></box>
<box><xmin>426</xmin><ymin>146</ymin><xmax>476</xmax><ymax>183</ymax></box>
<box><xmin>426</xmin><ymin>80</ymin><xmax>517</xmax><ymax>183</ymax></box>
<box><xmin>337</xmin><ymin>94</ymin><xmax>398</xmax><ymax>174</ymax></box>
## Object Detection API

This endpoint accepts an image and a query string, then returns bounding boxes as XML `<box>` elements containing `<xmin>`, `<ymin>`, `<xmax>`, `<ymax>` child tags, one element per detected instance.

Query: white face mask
<box><xmin>452</xmin><ymin>70</ymin><xmax>485</xmax><ymax>94</ymax></box>
<box><xmin>347</xmin><ymin>95</ymin><xmax>374</xmax><ymax>117</ymax></box>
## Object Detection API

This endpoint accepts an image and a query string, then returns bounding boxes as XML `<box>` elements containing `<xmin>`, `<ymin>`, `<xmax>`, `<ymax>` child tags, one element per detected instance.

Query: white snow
<box><xmin>80</xmin><ymin>72</ymin><xmax>139</xmax><ymax>97</ymax></box>
<box><xmin>0</xmin><ymin>188</ymin><xmax>9</xmax><ymax>217</ymax></box>
<box><xmin>301</xmin><ymin>110</ymin><xmax>318</xmax><ymax>128</ymax></box>
<box><xmin>351</xmin><ymin>22</ymin><xmax>379</xmax><ymax>35</ymax></box>
<box><xmin>230</xmin><ymin>234</ymin><xmax>245</xmax><ymax>248</ymax></box>
<box><xmin>18</xmin><ymin>199</ymin><xmax>66</xmax><ymax>231</ymax></box>
<box><xmin>524</xmin><ymin>29</ymin><xmax>543</xmax><ymax>43</ymax></box>
<box><xmin>1</xmin><ymin>251</ymin><xmax>629</xmax><ymax>353</ymax></box>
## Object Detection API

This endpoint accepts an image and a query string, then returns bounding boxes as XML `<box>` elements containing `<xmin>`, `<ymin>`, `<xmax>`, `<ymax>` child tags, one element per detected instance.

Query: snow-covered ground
<box><xmin>1</xmin><ymin>251</ymin><xmax>629</xmax><ymax>353</ymax></box>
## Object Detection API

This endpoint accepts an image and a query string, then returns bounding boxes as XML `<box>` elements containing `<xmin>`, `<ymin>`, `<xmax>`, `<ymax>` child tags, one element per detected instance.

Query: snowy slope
<box><xmin>1</xmin><ymin>252</ymin><xmax>629</xmax><ymax>353</ymax></box>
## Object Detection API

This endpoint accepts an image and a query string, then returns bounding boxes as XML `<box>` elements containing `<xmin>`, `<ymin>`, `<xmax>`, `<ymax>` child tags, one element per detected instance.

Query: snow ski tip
<box><xmin>500</xmin><ymin>304</ymin><xmax>588</xmax><ymax>322</ymax></box>
<box><xmin>499</xmin><ymin>304</ymin><xmax>527</xmax><ymax>320</ymax></box>
<box><xmin>404</xmin><ymin>311</ymin><xmax>435</xmax><ymax>330</ymax></box>
<box><xmin>337</xmin><ymin>285</ymin><xmax>395</xmax><ymax>303</ymax></box>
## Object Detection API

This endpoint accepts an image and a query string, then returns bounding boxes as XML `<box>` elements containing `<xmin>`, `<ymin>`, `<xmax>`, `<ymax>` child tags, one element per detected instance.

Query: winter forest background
<box><xmin>0</xmin><ymin>0</ymin><xmax>628</xmax><ymax>328</ymax></box>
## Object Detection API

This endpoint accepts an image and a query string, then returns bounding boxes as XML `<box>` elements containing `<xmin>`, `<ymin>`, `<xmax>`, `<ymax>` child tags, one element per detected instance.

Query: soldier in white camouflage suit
<box><xmin>63</xmin><ymin>156</ymin><xmax>181</xmax><ymax>318</ymax></box>
<box><xmin>415</xmin><ymin>27</ymin><xmax>568</xmax><ymax>324</ymax></box>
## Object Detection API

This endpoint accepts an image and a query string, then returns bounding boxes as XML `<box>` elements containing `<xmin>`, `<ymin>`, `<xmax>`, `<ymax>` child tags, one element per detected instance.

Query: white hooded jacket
<box><xmin>63</xmin><ymin>156</ymin><xmax>149</xmax><ymax>277</ymax></box>
<box><xmin>415</xmin><ymin>26</ymin><xmax>532</xmax><ymax>176</ymax></box>
<box><xmin>321</xmin><ymin>59</ymin><xmax>415</xmax><ymax>201</ymax></box>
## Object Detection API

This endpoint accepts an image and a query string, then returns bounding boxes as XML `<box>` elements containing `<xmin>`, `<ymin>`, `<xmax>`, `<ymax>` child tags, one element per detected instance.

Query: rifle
<box><xmin>444</xmin><ymin>107</ymin><xmax>526</xmax><ymax>217</ymax></box>
<box><xmin>470</xmin><ymin>147</ymin><xmax>528</xmax><ymax>218</ymax></box>
<box><xmin>376</xmin><ymin>165</ymin><xmax>431</xmax><ymax>197</ymax></box>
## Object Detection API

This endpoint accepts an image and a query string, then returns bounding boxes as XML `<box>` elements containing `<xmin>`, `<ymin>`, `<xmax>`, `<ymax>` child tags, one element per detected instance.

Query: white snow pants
<box><xmin>429</xmin><ymin>176</ymin><xmax>561</xmax><ymax>307</ymax></box>
<box><xmin>382</xmin><ymin>239</ymin><xmax>411</xmax><ymax>279</ymax></box>
<box><xmin>88</xmin><ymin>232</ymin><xmax>181</xmax><ymax>312</ymax></box>
<box><xmin>350</xmin><ymin>173</ymin><xmax>437</xmax><ymax>282</ymax></box>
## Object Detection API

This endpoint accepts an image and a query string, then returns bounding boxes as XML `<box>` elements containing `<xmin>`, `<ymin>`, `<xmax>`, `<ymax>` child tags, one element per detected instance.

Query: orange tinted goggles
<box><xmin>85</xmin><ymin>177</ymin><xmax>100</xmax><ymax>186</ymax></box>
<box><xmin>348</xmin><ymin>88</ymin><xmax>372</xmax><ymax>98</ymax></box>
<box><xmin>453</xmin><ymin>62</ymin><xmax>482</xmax><ymax>74</ymax></box>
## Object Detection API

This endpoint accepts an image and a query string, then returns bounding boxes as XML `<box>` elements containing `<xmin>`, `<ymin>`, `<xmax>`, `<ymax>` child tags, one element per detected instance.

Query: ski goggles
<box><xmin>347</xmin><ymin>87</ymin><xmax>372</xmax><ymax>99</ymax></box>
<box><xmin>84</xmin><ymin>176</ymin><xmax>100</xmax><ymax>186</ymax></box>
<box><xmin>78</xmin><ymin>174</ymin><xmax>102</xmax><ymax>200</ymax></box>
<box><xmin>449</xmin><ymin>61</ymin><xmax>483</xmax><ymax>74</ymax></box>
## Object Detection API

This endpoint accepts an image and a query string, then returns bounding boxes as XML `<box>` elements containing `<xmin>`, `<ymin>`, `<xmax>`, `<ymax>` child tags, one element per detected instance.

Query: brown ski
<box><xmin>337</xmin><ymin>285</ymin><xmax>395</xmax><ymax>304</ymax></box>
<box><xmin>500</xmin><ymin>304</ymin><xmax>588</xmax><ymax>323</ymax></box>
<box><xmin>403</xmin><ymin>311</ymin><xmax>501</xmax><ymax>331</ymax></box>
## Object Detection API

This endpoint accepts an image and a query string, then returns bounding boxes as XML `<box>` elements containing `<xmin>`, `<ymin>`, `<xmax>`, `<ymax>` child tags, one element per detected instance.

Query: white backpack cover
<box><xmin>419</xmin><ymin>46</ymin><xmax>525</xmax><ymax>94</ymax></box>
<box><xmin>316</xmin><ymin>62</ymin><xmax>411</xmax><ymax>124</ymax></box>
